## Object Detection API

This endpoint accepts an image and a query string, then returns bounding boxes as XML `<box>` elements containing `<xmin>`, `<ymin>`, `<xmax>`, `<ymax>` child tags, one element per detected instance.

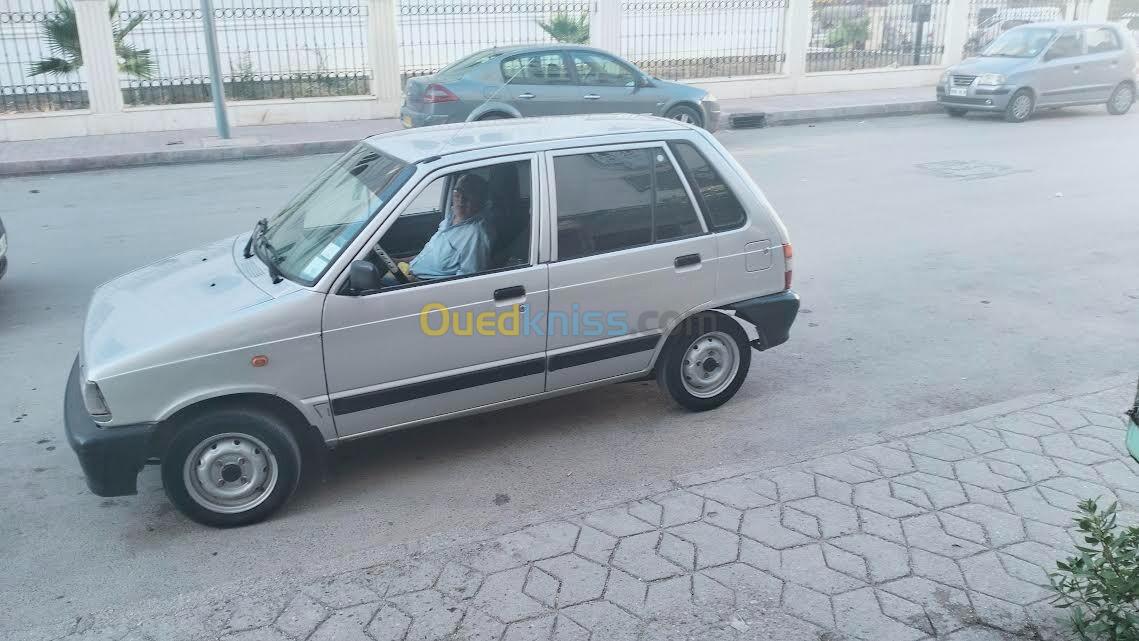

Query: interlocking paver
<box><xmin>45</xmin><ymin>383</ymin><xmax>1137</xmax><ymax>641</ymax></box>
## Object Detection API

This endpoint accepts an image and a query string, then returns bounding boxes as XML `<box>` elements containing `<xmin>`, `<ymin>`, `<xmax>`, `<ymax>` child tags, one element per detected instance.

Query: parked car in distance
<box><xmin>938</xmin><ymin>22</ymin><xmax>1137</xmax><ymax>122</ymax></box>
<box><xmin>0</xmin><ymin>216</ymin><xmax>7</xmax><ymax>282</ymax></box>
<box><xmin>400</xmin><ymin>45</ymin><xmax>721</xmax><ymax>131</ymax></box>
<box><xmin>66</xmin><ymin>115</ymin><xmax>798</xmax><ymax>526</ymax></box>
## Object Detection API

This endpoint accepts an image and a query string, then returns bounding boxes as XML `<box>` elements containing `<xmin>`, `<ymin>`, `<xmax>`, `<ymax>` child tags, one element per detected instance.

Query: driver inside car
<box><xmin>387</xmin><ymin>173</ymin><xmax>496</xmax><ymax>283</ymax></box>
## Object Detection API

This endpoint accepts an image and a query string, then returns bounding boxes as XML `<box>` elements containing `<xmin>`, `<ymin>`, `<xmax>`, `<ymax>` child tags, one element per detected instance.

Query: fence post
<box><xmin>72</xmin><ymin>0</ymin><xmax>124</xmax><ymax>114</ymax></box>
<box><xmin>1084</xmin><ymin>0</ymin><xmax>1111</xmax><ymax>21</ymax></box>
<box><xmin>941</xmin><ymin>0</ymin><xmax>972</xmax><ymax>67</ymax></box>
<box><xmin>368</xmin><ymin>0</ymin><xmax>402</xmax><ymax>116</ymax></box>
<box><xmin>783</xmin><ymin>0</ymin><xmax>811</xmax><ymax>90</ymax></box>
<box><xmin>592</xmin><ymin>0</ymin><xmax>623</xmax><ymax>54</ymax></box>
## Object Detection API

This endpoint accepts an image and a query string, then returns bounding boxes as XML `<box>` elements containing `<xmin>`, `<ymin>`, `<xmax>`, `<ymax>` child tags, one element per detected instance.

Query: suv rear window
<box><xmin>670</xmin><ymin>141</ymin><xmax>748</xmax><ymax>232</ymax></box>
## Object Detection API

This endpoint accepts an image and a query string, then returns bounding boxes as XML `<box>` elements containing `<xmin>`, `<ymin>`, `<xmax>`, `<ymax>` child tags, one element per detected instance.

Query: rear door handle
<box><xmin>583</xmin><ymin>93</ymin><xmax>601</xmax><ymax>100</ymax></box>
<box><xmin>674</xmin><ymin>253</ymin><xmax>701</xmax><ymax>268</ymax></box>
<box><xmin>494</xmin><ymin>285</ymin><xmax>526</xmax><ymax>302</ymax></box>
<box><xmin>517</xmin><ymin>92</ymin><xmax>535</xmax><ymax>99</ymax></box>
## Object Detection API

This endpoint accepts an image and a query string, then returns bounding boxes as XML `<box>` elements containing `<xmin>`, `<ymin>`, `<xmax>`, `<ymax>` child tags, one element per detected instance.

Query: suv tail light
<box><xmin>782</xmin><ymin>243</ymin><xmax>793</xmax><ymax>290</ymax></box>
<box><xmin>422</xmin><ymin>83</ymin><xmax>459</xmax><ymax>104</ymax></box>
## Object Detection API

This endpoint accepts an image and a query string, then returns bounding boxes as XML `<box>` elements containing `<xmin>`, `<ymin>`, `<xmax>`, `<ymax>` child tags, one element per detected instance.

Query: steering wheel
<box><xmin>372</xmin><ymin>244</ymin><xmax>411</xmax><ymax>284</ymax></box>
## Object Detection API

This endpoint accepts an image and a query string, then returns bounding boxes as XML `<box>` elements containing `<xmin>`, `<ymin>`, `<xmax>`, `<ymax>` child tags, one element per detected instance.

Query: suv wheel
<box><xmin>162</xmin><ymin>407</ymin><xmax>302</xmax><ymax>527</ymax></box>
<box><xmin>656</xmin><ymin>312</ymin><xmax>751</xmax><ymax>411</ymax></box>
<box><xmin>1107</xmin><ymin>82</ymin><xmax>1135</xmax><ymax>116</ymax></box>
<box><xmin>1005</xmin><ymin>89</ymin><xmax>1034</xmax><ymax>123</ymax></box>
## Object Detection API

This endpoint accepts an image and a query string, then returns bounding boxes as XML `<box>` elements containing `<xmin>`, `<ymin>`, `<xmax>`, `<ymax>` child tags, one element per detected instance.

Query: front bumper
<box><xmin>702</xmin><ymin>100</ymin><xmax>722</xmax><ymax>132</ymax></box>
<box><xmin>64</xmin><ymin>357</ymin><xmax>156</xmax><ymax>497</ymax></box>
<box><xmin>729</xmin><ymin>290</ymin><xmax>800</xmax><ymax>351</ymax></box>
<box><xmin>936</xmin><ymin>85</ymin><xmax>1014</xmax><ymax>111</ymax></box>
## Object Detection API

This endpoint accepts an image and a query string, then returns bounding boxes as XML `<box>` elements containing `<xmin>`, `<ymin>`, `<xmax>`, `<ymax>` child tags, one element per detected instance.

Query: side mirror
<box><xmin>349</xmin><ymin>260</ymin><xmax>382</xmax><ymax>294</ymax></box>
<box><xmin>637</xmin><ymin>75</ymin><xmax>655</xmax><ymax>89</ymax></box>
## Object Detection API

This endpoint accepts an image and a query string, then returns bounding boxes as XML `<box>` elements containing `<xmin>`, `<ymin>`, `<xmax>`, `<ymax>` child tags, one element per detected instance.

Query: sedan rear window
<box><xmin>502</xmin><ymin>52</ymin><xmax>573</xmax><ymax>85</ymax></box>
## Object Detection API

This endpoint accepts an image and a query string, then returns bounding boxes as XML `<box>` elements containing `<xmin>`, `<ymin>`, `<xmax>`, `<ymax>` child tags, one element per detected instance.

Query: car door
<box><xmin>544</xmin><ymin>142</ymin><xmax>716</xmax><ymax>392</ymax></box>
<box><xmin>1081</xmin><ymin>26</ymin><xmax>1126</xmax><ymax>101</ymax></box>
<box><xmin>567</xmin><ymin>51</ymin><xmax>663</xmax><ymax>116</ymax></box>
<box><xmin>1036</xmin><ymin>30</ymin><xmax>1089</xmax><ymax>105</ymax></box>
<box><xmin>499</xmin><ymin>50</ymin><xmax>580</xmax><ymax>117</ymax></box>
<box><xmin>321</xmin><ymin>154</ymin><xmax>549</xmax><ymax>438</ymax></box>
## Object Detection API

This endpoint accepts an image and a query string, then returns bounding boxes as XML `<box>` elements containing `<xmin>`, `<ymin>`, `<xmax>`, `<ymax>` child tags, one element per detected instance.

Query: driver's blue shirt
<box><xmin>409</xmin><ymin>207</ymin><xmax>494</xmax><ymax>279</ymax></box>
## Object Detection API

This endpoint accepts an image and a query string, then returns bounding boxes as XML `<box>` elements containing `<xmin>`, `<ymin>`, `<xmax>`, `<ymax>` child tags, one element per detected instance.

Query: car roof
<box><xmin>465</xmin><ymin>43</ymin><xmax>627</xmax><ymax>57</ymax></box>
<box><xmin>364</xmin><ymin>114</ymin><xmax>691</xmax><ymax>163</ymax></box>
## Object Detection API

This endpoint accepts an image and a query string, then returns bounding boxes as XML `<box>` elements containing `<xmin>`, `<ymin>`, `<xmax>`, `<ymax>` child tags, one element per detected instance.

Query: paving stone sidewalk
<box><xmin>22</xmin><ymin>377</ymin><xmax>1139</xmax><ymax>641</ymax></box>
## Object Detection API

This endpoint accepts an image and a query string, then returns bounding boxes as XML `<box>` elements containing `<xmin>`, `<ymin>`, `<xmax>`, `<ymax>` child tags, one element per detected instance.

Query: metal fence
<box><xmin>620</xmin><ymin>0</ymin><xmax>788</xmax><ymax>80</ymax></box>
<box><xmin>397</xmin><ymin>0</ymin><xmax>595</xmax><ymax>80</ymax></box>
<box><xmin>1</xmin><ymin>0</ymin><xmax>89</xmax><ymax>113</ymax></box>
<box><xmin>118</xmin><ymin>0</ymin><xmax>370</xmax><ymax>106</ymax></box>
<box><xmin>808</xmin><ymin>0</ymin><xmax>950</xmax><ymax>72</ymax></box>
<box><xmin>962</xmin><ymin>0</ymin><xmax>1083</xmax><ymax>57</ymax></box>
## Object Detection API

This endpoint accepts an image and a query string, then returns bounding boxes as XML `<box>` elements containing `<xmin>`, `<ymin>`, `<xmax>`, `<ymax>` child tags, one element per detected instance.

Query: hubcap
<box><xmin>1012</xmin><ymin>95</ymin><xmax>1032</xmax><ymax>119</ymax></box>
<box><xmin>1113</xmin><ymin>87</ymin><xmax>1133</xmax><ymax>111</ymax></box>
<box><xmin>183</xmin><ymin>432</ymin><xmax>278</xmax><ymax>514</ymax></box>
<box><xmin>673</xmin><ymin>112</ymin><xmax>694</xmax><ymax>123</ymax></box>
<box><xmin>681</xmin><ymin>331</ymin><xmax>741</xmax><ymax>398</ymax></box>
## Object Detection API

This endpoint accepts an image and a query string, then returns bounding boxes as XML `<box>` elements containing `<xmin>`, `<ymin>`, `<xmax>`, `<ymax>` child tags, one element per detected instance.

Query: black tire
<box><xmin>162</xmin><ymin>406</ymin><xmax>302</xmax><ymax>527</ymax></box>
<box><xmin>665</xmin><ymin>104</ymin><xmax>705</xmax><ymax>128</ymax></box>
<box><xmin>945</xmin><ymin>107</ymin><xmax>968</xmax><ymax>118</ymax></box>
<box><xmin>656</xmin><ymin>312</ymin><xmax>752</xmax><ymax>412</ymax></box>
<box><xmin>1004</xmin><ymin>89</ymin><xmax>1034</xmax><ymax>123</ymax></box>
<box><xmin>1107</xmin><ymin>82</ymin><xmax>1135</xmax><ymax>116</ymax></box>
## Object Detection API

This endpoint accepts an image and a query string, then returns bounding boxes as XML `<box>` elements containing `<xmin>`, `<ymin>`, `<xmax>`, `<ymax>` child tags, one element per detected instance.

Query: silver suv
<box><xmin>65</xmin><ymin>115</ymin><xmax>798</xmax><ymax>526</ymax></box>
<box><xmin>938</xmin><ymin>22</ymin><xmax>1137</xmax><ymax>122</ymax></box>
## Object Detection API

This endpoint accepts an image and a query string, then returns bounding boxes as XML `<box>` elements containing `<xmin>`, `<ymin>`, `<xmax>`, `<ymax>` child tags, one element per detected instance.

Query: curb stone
<box><xmin>8</xmin><ymin>372</ymin><xmax>1136</xmax><ymax>641</ymax></box>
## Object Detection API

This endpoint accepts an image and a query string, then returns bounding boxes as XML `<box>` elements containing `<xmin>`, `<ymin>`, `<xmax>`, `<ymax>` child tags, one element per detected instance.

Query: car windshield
<box><xmin>260</xmin><ymin>144</ymin><xmax>413</xmax><ymax>286</ymax></box>
<box><xmin>983</xmin><ymin>27</ymin><xmax>1055</xmax><ymax>57</ymax></box>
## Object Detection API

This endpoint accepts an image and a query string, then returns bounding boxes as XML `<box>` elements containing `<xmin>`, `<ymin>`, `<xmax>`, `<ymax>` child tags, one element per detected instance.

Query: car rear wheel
<box><xmin>665</xmin><ymin>105</ymin><xmax>704</xmax><ymax>128</ymax></box>
<box><xmin>162</xmin><ymin>407</ymin><xmax>301</xmax><ymax>527</ymax></box>
<box><xmin>1004</xmin><ymin>89</ymin><xmax>1034</xmax><ymax>123</ymax></box>
<box><xmin>478</xmin><ymin>112</ymin><xmax>511</xmax><ymax>121</ymax></box>
<box><xmin>945</xmin><ymin>107</ymin><xmax>968</xmax><ymax>118</ymax></box>
<box><xmin>1107</xmin><ymin>82</ymin><xmax>1135</xmax><ymax>116</ymax></box>
<box><xmin>656</xmin><ymin>312</ymin><xmax>751</xmax><ymax>411</ymax></box>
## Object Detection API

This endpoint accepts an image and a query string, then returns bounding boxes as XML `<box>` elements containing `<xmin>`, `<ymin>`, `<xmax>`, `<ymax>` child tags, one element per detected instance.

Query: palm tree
<box><xmin>29</xmin><ymin>0</ymin><xmax>155</xmax><ymax>79</ymax></box>
<box><xmin>537</xmin><ymin>12</ymin><xmax>590</xmax><ymax>44</ymax></box>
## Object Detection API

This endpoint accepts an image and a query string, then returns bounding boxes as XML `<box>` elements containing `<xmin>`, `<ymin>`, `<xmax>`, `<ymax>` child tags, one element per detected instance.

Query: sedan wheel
<box><xmin>665</xmin><ymin>105</ymin><xmax>704</xmax><ymax>128</ymax></box>
<box><xmin>1005</xmin><ymin>90</ymin><xmax>1034</xmax><ymax>123</ymax></box>
<box><xmin>1108</xmin><ymin>83</ymin><xmax>1135</xmax><ymax>116</ymax></box>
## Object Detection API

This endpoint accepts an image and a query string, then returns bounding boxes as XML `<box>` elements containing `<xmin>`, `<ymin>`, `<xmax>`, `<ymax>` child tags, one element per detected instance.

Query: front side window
<box><xmin>670</xmin><ymin>141</ymin><xmax>748</xmax><ymax>232</ymax></box>
<box><xmin>570</xmin><ymin>52</ymin><xmax>637</xmax><ymax>87</ymax></box>
<box><xmin>261</xmin><ymin>145</ymin><xmax>412</xmax><ymax>286</ymax></box>
<box><xmin>501</xmin><ymin>52</ymin><xmax>572</xmax><ymax>85</ymax></box>
<box><xmin>554</xmin><ymin>147</ymin><xmax>703</xmax><ymax>261</ymax></box>
<box><xmin>1046</xmin><ymin>32</ymin><xmax>1084</xmax><ymax>59</ymax></box>
<box><xmin>1085</xmin><ymin>27</ymin><xmax>1121</xmax><ymax>53</ymax></box>
<box><xmin>983</xmin><ymin>27</ymin><xmax>1055</xmax><ymax>58</ymax></box>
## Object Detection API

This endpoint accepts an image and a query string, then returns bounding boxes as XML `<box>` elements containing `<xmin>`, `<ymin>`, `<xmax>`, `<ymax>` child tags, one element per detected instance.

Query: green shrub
<box><xmin>1051</xmin><ymin>499</ymin><xmax>1139</xmax><ymax>641</ymax></box>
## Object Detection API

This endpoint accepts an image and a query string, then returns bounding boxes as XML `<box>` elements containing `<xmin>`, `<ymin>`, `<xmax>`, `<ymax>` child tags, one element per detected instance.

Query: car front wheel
<box><xmin>945</xmin><ymin>107</ymin><xmax>968</xmax><ymax>118</ymax></box>
<box><xmin>665</xmin><ymin>105</ymin><xmax>704</xmax><ymax>128</ymax></box>
<box><xmin>657</xmin><ymin>312</ymin><xmax>751</xmax><ymax>411</ymax></box>
<box><xmin>162</xmin><ymin>406</ymin><xmax>302</xmax><ymax>527</ymax></box>
<box><xmin>1107</xmin><ymin>82</ymin><xmax>1135</xmax><ymax>116</ymax></box>
<box><xmin>1004</xmin><ymin>89</ymin><xmax>1034</xmax><ymax>123</ymax></box>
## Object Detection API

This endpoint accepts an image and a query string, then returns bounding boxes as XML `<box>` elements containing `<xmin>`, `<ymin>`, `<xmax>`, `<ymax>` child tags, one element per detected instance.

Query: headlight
<box><xmin>976</xmin><ymin>73</ymin><xmax>1007</xmax><ymax>86</ymax></box>
<box><xmin>940</xmin><ymin>70</ymin><xmax>952</xmax><ymax>85</ymax></box>
<box><xmin>701</xmin><ymin>93</ymin><xmax>718</xmax><ymax>103</ymax></box>
<box><xmin>82</xmin><ymin>380</ymin><xmax>111</xmax><ymax>419</ymax></box>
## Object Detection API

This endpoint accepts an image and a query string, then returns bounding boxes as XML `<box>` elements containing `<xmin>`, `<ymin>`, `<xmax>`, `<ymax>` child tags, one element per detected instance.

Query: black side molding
<box><xmin>548</xmin><ymin>334</ymin><xmax>660</xmax><ymax>372</ymax></box>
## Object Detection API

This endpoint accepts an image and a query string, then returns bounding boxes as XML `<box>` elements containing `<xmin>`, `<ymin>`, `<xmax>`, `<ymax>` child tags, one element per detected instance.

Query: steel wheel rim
<box><xmin>1113</xmin><ymin>87</ymin><xmax>1133</xmax><ymax>112</ymax></box>
<box><xmin>1012</xmin><ymin>95</ymin><xmax>1032</xmax><ymax>120</ymax></box>
<box><xmin>183</xmin><ymin>432</ymin><xmax>279</xmax><ymax>514</ymax></box>
<box><xmin>681</xmin><ymin>331</ymin><xmax>741</xmax><ymax>398</ymax></box>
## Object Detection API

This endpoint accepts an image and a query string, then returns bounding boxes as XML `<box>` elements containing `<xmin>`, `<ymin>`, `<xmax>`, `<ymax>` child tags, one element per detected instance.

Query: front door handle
<box><xmin>583</xmin><ymin>93</ymin><xmax>601</xmax><ymax>100</ymax></box>
<box><xmin>674</xmin><ymin>253</ymin><xmax>701</xmax><ymax>268</ymax></box>
<box><xmin>494</xmin><ymin>285</ymin><xmax>526</xmax><ymax>301</ymax></box>
<box><xmin>517</xmin><ymin>92</ymin><xmax>535</xmax><ymax>99</ymax></box>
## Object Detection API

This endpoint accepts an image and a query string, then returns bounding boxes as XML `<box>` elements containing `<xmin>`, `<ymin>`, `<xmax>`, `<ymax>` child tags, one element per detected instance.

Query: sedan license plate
<box><xmin>948</xmin><ymin>87</ymin><xmax>968</xmax><ymax>97</ymax></box>
<box><xmin>401</xmin><ymin>115</ymin><xmax>413</xmax><ymax>128</ymax></box>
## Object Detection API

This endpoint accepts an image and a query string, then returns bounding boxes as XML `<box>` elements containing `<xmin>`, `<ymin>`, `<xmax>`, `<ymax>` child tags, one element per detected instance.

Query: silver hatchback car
<box><xmin>937</xmin><ymin>21</ymin><xmax>1137</xmax><ymax>122</ymax></box>
<box><xmin>400</xmin><ymin>44</ymin><xmax>721</xmax><ymax>130</ymax></box>
<box><xmin>66</xmin><ymin>115</ymin><xmax>797</xmax><ymax>526</ymax></box>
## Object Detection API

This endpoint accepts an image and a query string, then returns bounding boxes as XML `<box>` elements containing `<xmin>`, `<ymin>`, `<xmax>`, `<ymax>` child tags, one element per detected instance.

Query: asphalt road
<box><xmin>2</xmin><ymin>109</ymin><xmax>1138</xmax><ymax>634</ymax></box>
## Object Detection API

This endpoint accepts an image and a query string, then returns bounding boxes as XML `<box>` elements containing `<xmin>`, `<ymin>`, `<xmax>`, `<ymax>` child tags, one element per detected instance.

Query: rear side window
<box><xmin>670</xmin><ymin>141</ymin><xmax>748</xmax><ymax>232</ymax></box>
<box><xmin>1085</xmin><ymin>27</ymin><xmax>1121</xmax><ymax>53</ymax></box>
<box><xmin>501</xmin><ymin>52</ymin><xmax>572</xmax><ymax>85</ymax></box>
<box><xmin>554</xmin><ymin>147</ymin><xmax>703</xmax><ymax>260</ymax></box>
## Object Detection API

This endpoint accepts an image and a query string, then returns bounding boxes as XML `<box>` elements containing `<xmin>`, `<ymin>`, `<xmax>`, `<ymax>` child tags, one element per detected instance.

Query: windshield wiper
<box><xmin>244</xmin><ymin>217</ymin><xmax>284</xmax><ymax>284</ymax></box>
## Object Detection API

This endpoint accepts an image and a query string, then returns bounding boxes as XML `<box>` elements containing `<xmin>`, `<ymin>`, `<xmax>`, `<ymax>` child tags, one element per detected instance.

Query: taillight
<box><xmin>422</xmin><ymin>83</ymin><xmax>459</xmax><ymax>104</ymax></box>
<box><xmin>782</xmin><ymin>242</ymin><xmax>793</xmax><ymax>290</ymax></box>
